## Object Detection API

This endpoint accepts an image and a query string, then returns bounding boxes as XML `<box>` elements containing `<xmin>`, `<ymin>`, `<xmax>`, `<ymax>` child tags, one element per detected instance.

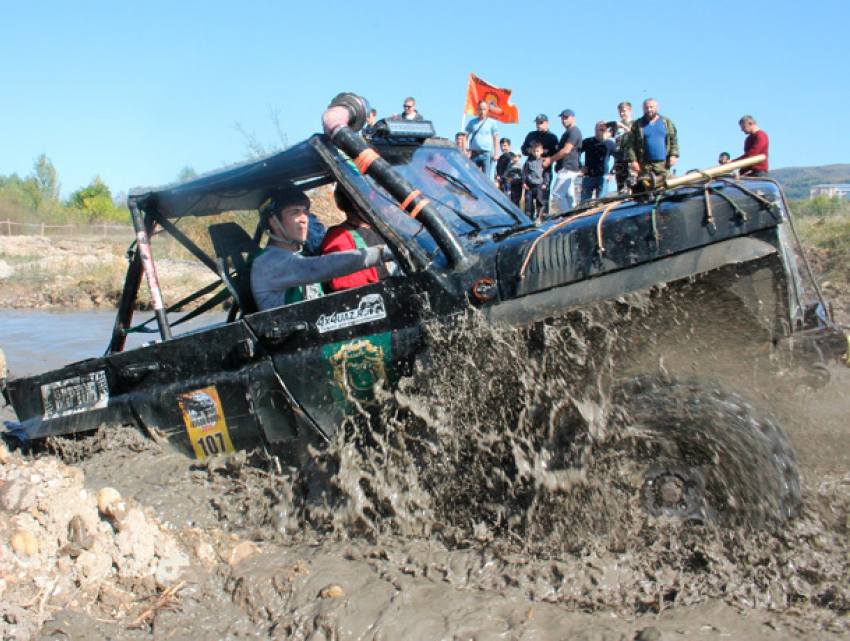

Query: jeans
<box><xmin>470</xmin><ymin>151</ymin><xmax>493</xmax><ymax>179</ymax></box>
<box><xmin>551</xmin><ymin>170</ymin><xmax>580</xmax><ymax>213</ymax></box>
<box><xmin>580</xmin><ymin>175</ymin><xmax>605</xmax><ymax>203</ymax></box>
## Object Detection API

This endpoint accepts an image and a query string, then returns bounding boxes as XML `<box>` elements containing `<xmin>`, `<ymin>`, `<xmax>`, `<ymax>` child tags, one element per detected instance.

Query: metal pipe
<box><xmin>322</xmin><ymin>101</ymin><xmax>468</xmax><ymax>269</ymax></box>
<box><xmin>129</xmin><ymin>201</ymin><xmax>172</xmax><ymax>342</ymax></box>
<box><xmin>666</xmin><ymin>155</ymin><xmax>766</xmax><ymax>189</ymax></box>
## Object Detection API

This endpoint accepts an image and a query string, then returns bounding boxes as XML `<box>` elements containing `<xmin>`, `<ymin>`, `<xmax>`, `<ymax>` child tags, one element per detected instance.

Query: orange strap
<box><xmin>400</xmin><ymin>190</ymin><xmax>422</xmax><ymax>211</ymax></box>
<box><xmin>409</xmin><ymin>199</ymin><xmax>430</xmax><ymax>219</ymax></box>
<box><xmin>354</xmin><ymin>148</ymin><xmax>380</xmax><ymax>174</ymax></box>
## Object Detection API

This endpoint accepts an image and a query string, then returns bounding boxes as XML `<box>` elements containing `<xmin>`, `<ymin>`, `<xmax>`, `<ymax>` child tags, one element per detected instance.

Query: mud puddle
<box><xmin>3</xmin><ymin>297</ymin><xmax>849</xmax><ymax>639</ymax></box>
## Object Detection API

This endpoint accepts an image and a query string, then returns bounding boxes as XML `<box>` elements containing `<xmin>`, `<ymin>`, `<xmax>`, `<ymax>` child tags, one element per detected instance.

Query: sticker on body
<box><xmin>41</xmin><ymin>370</ymin><xmax>109</xmax><ymax>419</ymax></box>
<box><xmin>177</xmin><ymin>386</ymin><xmax>235</xmax><ymax>460</ymax></box>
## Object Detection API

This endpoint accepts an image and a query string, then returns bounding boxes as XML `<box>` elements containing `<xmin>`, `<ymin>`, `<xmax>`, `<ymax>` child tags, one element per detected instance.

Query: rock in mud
<box><xmin>225</xmin><ymin>540</ymin><xmax>260</xmax><ymax>566</ymax></box>
<box><xmin>63</xmin><ymin>514</ymin><xmax>94</xmax><ymax>557</ymax></box>
<box><xmin>634</xmin><ymin>627</ymin><xmax>662</xmax><ymax>641</ymax></box>
<box><xmin>10</xmin><ymin>529</ymin><xmax>39</xmax><ymax>555</ymax></box>
<box><xmin>0</xmin><ymin>478</ymin><xmax>38</xmax><ymax>513</ymax></box>
<box><xmin>155</xmin><ymin>551</ymin><xmax>190</xmax><ymax>588</ymax></box>
<box><xmin>96</xmin><ymin>487</ymin><xmax>122</xmax><ymax>514</ymax></box>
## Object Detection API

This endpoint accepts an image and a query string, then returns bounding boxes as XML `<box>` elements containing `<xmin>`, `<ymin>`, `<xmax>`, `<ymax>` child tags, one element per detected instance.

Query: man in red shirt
<box><xmin>736</xmin><ymin>115</ymin><xmax>769</xmax><ymax>177</ymax></box>
<box><xmin>319</xmin><ymin>187</ymin><xmax>390</xmax><ymax>292</ymax></box>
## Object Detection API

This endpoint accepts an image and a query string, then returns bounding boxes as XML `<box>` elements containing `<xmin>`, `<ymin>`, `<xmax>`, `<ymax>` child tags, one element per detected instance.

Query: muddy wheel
<box><xmin>609</xmin><ymin>377</ymin><xmax>800</xmax><ymax>526</ymax></box>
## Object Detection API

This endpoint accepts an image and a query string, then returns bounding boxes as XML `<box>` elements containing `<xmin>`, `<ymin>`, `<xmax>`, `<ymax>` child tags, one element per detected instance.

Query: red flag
<box><xmin>464</xmin><ymin>74</ymin><xmax>519</xmax><ymax>124</ymax></box>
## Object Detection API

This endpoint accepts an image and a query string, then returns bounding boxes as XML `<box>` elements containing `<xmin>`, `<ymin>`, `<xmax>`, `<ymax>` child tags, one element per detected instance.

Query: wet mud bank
<box><xmin>2</xmin><ymin>296</ymin><xmax>849</xmax><ymax>639</ymax></box>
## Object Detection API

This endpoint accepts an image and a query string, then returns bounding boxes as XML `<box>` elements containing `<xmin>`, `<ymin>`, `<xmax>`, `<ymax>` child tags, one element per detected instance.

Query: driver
<box><xmin>250</xmin><ymin>190</ymin><xmax>387</xmax><ymax>311</ymax></box>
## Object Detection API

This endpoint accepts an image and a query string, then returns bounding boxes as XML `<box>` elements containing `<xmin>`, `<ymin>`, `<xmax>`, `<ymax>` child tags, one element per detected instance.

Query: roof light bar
<box><xmin>372</xmin><ymin>118</ymin><xmax>436</xmax><ymax>139</ymax></box>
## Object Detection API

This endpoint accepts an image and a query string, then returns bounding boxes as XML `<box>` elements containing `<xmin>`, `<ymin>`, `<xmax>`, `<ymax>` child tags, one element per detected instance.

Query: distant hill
<box><xmin>771</xmin><ymin>164</ymin><xmax>850</xmax><ymax>200</ymax></box>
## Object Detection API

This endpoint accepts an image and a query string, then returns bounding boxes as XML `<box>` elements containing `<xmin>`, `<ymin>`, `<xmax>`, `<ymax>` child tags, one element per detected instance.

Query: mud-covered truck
<box><xmin>2</xmin><ymin>94</ymin><xmax>846</xmax><ymax>525</ymax></box>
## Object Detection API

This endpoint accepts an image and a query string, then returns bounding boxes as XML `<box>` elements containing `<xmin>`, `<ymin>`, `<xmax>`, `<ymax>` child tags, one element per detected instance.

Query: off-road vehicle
<box><xmin>2</xmin><ymin>94</ymin><xmax>846</xmax><ymax>524</ymax></box>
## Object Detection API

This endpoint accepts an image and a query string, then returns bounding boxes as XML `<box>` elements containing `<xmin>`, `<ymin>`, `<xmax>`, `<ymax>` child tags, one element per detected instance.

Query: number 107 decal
<box><xmin>177</xmin><ymin>386</ymin><xmax>235</xmax><ymax>460</ymax></box>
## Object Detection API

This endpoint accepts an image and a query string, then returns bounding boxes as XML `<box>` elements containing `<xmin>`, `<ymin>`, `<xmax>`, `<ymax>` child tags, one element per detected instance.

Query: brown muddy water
<box><xmin>2</xmin><ymin>302</ymin><xmax>849</xmax><ymax>640</ymax></box>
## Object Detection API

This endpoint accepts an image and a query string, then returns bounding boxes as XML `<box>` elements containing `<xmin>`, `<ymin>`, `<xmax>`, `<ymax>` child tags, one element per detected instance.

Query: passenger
<box><xmin>611</xmin><ymin>101</ymin><xmax>634</xmax><ymax>193</ymax></box>
<box><xmin>319</xmin><ymin>187</ymin><xmax>390</xmax><ymax>293</ymax></box>
<box><xmin>545</xmin><ymin>109</ymin><xmax>583</xmax><ymax>213</ymax></box>
<box><xmin>718</xmin><ymin>151</ymin><xmax>731</xmax><ymax>165</ymax></box>
<box><xmin>465</xmin><ymin>100</ymin><xmax>500</xmax><ymax>179</ymax></box>
<box><xmin>522</xmin><ymin>141</ymin><xmax>551</xmax><ymax>220</ymax></box>
<box><xmin>250</xmin><ymin>190</ymin><xmax>387</xmax><ymax>311</ymax></box>
<box><xmin>626</xmin><ymin>98</ymin><xmax>679</xmax><ymax>179</ymax></box>
<box><xmin>520</xmin><ymin>114</ymin><xmax>559</xmax><ymax>159</ymax></box>
<box><xmin>580</xmin><ymin>122</ymin><xmax>617</xmax><ymax>202</ymax></box>
<box><xmin>735</xmin><ymin>115</ymin><xmax>769</xmax><ymax>177</ymax></box>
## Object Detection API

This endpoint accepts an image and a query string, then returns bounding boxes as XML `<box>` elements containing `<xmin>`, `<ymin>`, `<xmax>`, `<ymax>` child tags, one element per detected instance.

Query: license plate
<box><xmin>41</xmin><ymin>371</ymin><xmax>109</xmax><ymax>419</ymax></box>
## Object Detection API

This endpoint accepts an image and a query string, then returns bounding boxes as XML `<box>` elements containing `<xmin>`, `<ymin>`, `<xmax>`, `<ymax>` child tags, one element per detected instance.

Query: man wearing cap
<box><xmin>251</xmin><ymin>190</ymin><xmax>388</xmax><ymax>311</ymax></box>
<box><xmin>544</xmin><ymin>109</ymin><xmax>583</xmax><ymax>213</ymax></box>
<box><xmin>626</xmin><ymin>99</ymin><xmax>678</xmax><ymax>179</ymax></box>
<box><xmin>521</xmin><ymin>115</ymin><xmax>560</xmax><ymax>159</ymax></box>
<box><xmin>465</xmin><ymin>100</ymin><xmax>500</xmax><ymax>179</ymax></box>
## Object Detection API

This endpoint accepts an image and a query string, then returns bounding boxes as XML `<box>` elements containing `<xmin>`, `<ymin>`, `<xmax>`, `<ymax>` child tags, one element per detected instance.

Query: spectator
<box><xmin>392</xmin><ymin>97</ymin><xmax>424</xmax><ymax>121</ymax></box>
<box><xmin>455</xmin><ymin>132</ymin><xmax>470</xmax><ymax>157</ymax></box>
<box><xmin>465</xmin><ymin>100</ymin><xmax>500</xmax><ymax>179</ymax></box>
<box><xmin>522</xmin><ymin>141</ymin><xmax>551</xmax><ymax>220</ymax></box>
<box><xmin>319</xmin><ymin>187</ymin><xmax>390</xmax><ymax>293</ymax></box>
<box><xmin>544</xmin><ymin>109</ymin><xmax>583</xmax><ymax>213</ymax></box>
<box><xmin>580</xmin><ymin>122</ymin><xmax>617</xmax><ymax>202</ymax></box>
<box><xmin>520</xmin><ymin>114</ymin><xmax>560</xmax><ymax>158</ymax></box>
<box><xmin>362</xmin><ymin>109</ymin><xmax>378</xmax><ymax>136</ymax></box>
<box><xmin>250</xmin><ymin>191</ymin><xmax>385</xmax><ymax>310</ymax></box>
<box><xmin>500</xmin><ymin>153</ymin><xmax>524</xmax><ymax>207</ymax></box>
<box><xmin>626</xmin><ymin>98</ymin><xmax>679</xmax><ymax>179</ymax></box>
<box><xmin>718</xmin><ymin>151</ymin><xmax>731</xmax><ymax>165</ymax></box>
<box><xmin>735</xmin><ymin>116</ymin><xmax>769</xmax><ymax>177</ymax></box>
<box><xmin>612</xmin><ymin>101</ymin><xmax>634</xmax><ymax>192</ymax></box>
<box><xmin>495</xmin><ymin>138</ymin><xmax>513</xmax><ymax>191</ymax></box>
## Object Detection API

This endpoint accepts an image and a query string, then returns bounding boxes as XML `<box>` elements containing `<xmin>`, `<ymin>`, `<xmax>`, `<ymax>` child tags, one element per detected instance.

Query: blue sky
<box><xmin>2</xmin><ymin>1</ymin><xmax>848</xmax><ymax>199</ymax></box>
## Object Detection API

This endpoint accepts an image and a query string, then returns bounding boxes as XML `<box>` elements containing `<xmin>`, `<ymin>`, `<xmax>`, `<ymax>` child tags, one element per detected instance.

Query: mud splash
<box><xmin>9</xmin><ymin>294</ymin><xmax>850</xmax><ymax>638</ymax></box>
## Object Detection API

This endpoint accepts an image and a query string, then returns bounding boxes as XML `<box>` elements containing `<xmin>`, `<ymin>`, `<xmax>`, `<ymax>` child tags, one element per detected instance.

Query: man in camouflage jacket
<box><xmin>626</xmin><ymin>99</ymin><xmax>679</xmax><ymax>178</ymax></box>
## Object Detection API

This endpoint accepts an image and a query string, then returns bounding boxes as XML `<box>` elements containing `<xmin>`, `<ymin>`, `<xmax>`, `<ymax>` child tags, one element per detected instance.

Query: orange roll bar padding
<box><xmin>399</xmin><ymin>190</ymin><xmax>422</xmax><ymax>212</ymax></box>
<box><xmin>409</xmin><ymin>199</ymin><xmax>430</xmax><ymax>219</ymax></box>
<box><xmin>354</xmin><ymin>148</ymin><xmax>380</xmax><ymax>174</ymax></box>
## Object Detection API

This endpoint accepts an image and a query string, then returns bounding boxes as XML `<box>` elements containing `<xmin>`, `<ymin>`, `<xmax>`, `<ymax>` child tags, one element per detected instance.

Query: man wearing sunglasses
<box><xmin>393</xmin><ymin>97</ymin><xmax>424</xmax><ymax>122</ymax></box>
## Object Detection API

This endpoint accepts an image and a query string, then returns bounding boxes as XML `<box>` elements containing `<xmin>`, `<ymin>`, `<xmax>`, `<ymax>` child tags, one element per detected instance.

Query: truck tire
<box><xmin>609</xmin><ymin>376</ymin><xmax>801</xmax><ymax>527</ymax></box>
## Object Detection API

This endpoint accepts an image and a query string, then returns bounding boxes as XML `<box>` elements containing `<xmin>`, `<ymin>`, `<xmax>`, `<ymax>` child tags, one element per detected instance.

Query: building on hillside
<box><xmin>810</xmin><ymin>184</ymin><xmax>850</xmax><ymax>199</ymax></box>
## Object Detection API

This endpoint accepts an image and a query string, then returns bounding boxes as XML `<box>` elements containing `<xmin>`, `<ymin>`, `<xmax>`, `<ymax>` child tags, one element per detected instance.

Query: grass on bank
<box><xmin>789</xmin><ymin>197</ymin><xmax>850</xmax><ymax>284</ymax></box>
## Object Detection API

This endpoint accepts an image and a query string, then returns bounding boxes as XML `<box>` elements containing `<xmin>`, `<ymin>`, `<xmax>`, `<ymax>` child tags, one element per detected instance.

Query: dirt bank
<box><xmin>0</xmin><ymin>236</ymin><xmax>218</xmax><ymax>311</ymax></box>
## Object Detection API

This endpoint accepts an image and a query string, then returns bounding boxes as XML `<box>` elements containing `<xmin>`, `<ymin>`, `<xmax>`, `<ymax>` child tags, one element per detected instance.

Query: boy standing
<box><xmin>495</xmin><ymin>138</ymin><xmax>513</xmax><ymax>190</ymax></box>
<box><xmin>522</xmin><ymin>141</ymin><xmax>551</xmax><ymax>220</ymax></box>
<box><xmin>500</xmin><ymin>153</ymin><xmax>524</xmax><ymax>207</ymax></box>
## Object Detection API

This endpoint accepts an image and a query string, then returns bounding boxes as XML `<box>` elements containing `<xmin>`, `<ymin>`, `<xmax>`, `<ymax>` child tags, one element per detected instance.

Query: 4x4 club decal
<box><xmin>315</xmin><ymin>293</ymin><xmax>387</xmax><ymax>334</ymax></box>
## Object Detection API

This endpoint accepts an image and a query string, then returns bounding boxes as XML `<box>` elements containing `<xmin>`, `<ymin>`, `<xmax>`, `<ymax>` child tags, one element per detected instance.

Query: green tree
<box><xmin>177</xmin><ymin>166</ymin><xmax>197</xmax><ymax>183</ymax></box>
<box><xmin>18</xmin><ymin>155</ymin><xmax>61</xmax><ymax>213</ymax></box>
<box><xmin>34</xmin><ymin>155</ymin><xmax>61</xmax><ymax>207</ymax></box>
<box><xmin>69</xmin><ymin>176</ymin><xmax>116</xmax><ymax>221</ymax></box>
